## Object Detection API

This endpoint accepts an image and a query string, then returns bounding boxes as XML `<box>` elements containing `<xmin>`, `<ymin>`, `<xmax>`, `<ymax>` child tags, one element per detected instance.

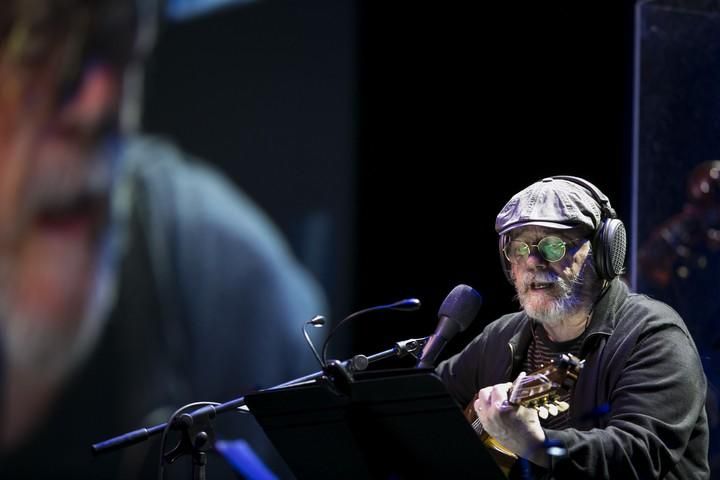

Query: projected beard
<box><xmin>513</xmin><ymin>253</ymin><xmax>600</xmax><ymax>326</ymax></box>
<box><xmin>0</xmin><ymin>71</ymin><xmax>111</xmax><ymax>388</ymax></box>
<box><xmin>0</xmin><ymin>183</ymin><xmax>106</xmax><ymax>450</ymax></box>
<box><xmin>0</xmin><ymin>232</ymin><xmax>97</xmax><ymax>384</ymax></box>
<box><xmin>0</xmin><ymin>136</ymin><xmax>114</xmax><ymax>390</ymax></box>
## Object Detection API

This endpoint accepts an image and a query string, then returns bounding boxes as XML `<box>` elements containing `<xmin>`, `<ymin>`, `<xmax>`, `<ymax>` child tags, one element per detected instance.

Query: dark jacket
<box><xmin>0</xmin><ymin>137</ymin><xmax>326</xmax><ymax>479</ymax></box>
<box><xmin>436</xmin><ymin>278</ymin><xmax>709</xmax><ymax>479</ymax></box>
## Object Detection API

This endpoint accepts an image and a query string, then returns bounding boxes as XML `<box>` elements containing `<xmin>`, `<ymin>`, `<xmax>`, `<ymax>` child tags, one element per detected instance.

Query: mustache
<box><xmin>518</xmin><ymin>270</ymin><xmax>561</xmax><ymax>290</ymax></box>
<box><xmin>26</xmin><ymin>159</ymin><xmax>110</xmax><ymax>212</ymax></box>
<box><xmin>1</xmin><ymin>154</ymin><xmax>111</xmax><ymax>242</ymax></box>
<box><xmin>517</xmin><ymin>257</ymin><xmax>595</xmax><ymax>300</ymax></box>
<box><xmin>516</xmin><ymin>268</ymin><xmax>584</xmax><ymax>299</ymax></box>
<box><xmin>521</xmin><ymin>271</ymin><xmax>559</xmax><ymax>284</ymax></box>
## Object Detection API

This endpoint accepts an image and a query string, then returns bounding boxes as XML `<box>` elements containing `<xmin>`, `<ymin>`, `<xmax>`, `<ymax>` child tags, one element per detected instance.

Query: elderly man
<box><xmin>437</xmin><ymin>176</ymin><xmax>709</xmax><ymax>479</ymax></box>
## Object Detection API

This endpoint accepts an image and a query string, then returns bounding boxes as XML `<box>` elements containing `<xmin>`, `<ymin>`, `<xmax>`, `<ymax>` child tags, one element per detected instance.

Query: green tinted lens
<box><xmin>505</xmin><ymin>241</ymin><xmax>530</xmax><ymax>263</ymax></box>
<box><xmin>538</xmin><ymin>236</ymin><xmax>566</xmax><ymax>262</ymax></box>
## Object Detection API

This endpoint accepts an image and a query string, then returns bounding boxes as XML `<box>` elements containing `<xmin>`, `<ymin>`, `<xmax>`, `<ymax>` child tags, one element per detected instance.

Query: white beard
<box><xmin>0</xmin><ymin>244</ymin><xmax>116</xmax><ymax>387</ymax></box>
<box><xmin>0</xmin><ymin>289</ymin><xmax>102</xmax><ymax>451</ymax></box>
<box><xmin>515</xmin><ymin>257</ymin><xmax>598</xmax><ymax>326</ymax></box>
<box><xmin>0</xmin><ymin>298</ymin><xmax>87</xmax><ymax>386</ymax></box>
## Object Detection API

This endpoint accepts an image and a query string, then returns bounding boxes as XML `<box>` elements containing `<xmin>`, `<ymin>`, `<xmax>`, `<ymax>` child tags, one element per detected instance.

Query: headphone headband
<box><xmin>498</xmin><ymin>175</ymin><xmax>626</xmax><ymax>283</ymax></box>
<box><xmin>550</xmin><ymin>175</ymin><xmax>617</xmax><ymax>220</ymax></box>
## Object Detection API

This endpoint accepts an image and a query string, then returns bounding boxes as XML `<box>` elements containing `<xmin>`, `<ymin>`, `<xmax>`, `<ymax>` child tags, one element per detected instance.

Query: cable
<box><xmin>320</xmin><ymin>298</ymin><xmax>421</xmax><ymax>367</ymax></box>
<box><xmin>302</xmin><ymin>315</ymin><xmax>326</xmax><ymax>367</ymax></box>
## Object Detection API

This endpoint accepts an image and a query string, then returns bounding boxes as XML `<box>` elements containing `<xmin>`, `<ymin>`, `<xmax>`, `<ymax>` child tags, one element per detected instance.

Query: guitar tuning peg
<box><xmin>536</xmin><ymin>405</ymin><xmax>549</xmax><ymax>419</ymax></box>
<box><xmin>547</xmin><ymin>403</ymin><xmax>559</xmax><ymax>416</ymax></box>
<box><xmin>555</xmin><ymin>401</ymin><xmax>569</xmax><ymax>412</ymax></box>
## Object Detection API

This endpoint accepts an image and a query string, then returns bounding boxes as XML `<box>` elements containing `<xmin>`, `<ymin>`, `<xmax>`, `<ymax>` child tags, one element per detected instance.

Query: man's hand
<box><xmin>473</xmin><ymin>372</ymin><xmax>549</xmax><ymax>466</ymax></box>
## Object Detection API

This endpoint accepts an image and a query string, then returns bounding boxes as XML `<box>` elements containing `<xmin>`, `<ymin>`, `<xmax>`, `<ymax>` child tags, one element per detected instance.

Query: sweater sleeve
<box><xmin>436</xmin><ymin>331</ymin><xmax>489</xmax><ymax>408</ymax></box>
<box><xmin>544</xmin><ymin>324</ymin><xmax>708</xmax><ymax>479</ymax></box>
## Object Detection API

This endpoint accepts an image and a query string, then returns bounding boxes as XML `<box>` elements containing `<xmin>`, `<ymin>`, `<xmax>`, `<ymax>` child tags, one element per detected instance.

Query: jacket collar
<box><xmin>507</xmin><ymin>316</ymin><xmax>535</xmax><ymax>374</ymax></box>
<box><xmin>579</xmin><ymin>277</ymin><xmax>628</xmax><ymax>355</ymax></box>
<box><xmin>506</xmin><ymin>277</ymin><xmax>629</xmax><ymax>361</ymax></box>
<box><xmin>582</xmin><ymin>277</ymin><xmax>627</xmax><ymax>336</ymax></box>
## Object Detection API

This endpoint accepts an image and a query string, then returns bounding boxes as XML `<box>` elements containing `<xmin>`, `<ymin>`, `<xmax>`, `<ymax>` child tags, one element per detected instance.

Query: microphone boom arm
<box><xmin>91</xmin><ymin>335</ymin><xmax>430</xmax><ymax>456</ymax></box>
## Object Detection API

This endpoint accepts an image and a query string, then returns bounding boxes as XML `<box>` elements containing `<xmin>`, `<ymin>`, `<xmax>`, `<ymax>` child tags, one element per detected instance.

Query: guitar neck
<box><xmin>462</xmin><ymin>353</ymin><xmax>583</xmax><ymax>476</ymax></box>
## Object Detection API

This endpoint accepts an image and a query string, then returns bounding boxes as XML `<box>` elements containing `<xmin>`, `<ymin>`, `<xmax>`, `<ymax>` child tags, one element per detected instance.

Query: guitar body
<box><xmin>463</xmin><ymin>396</ymin><xmax>518</xmax><ymax>477</ymax></box>
<box><xmin>463</xmin><ymin>353</ymin><xmax>583</xmax><ymax>478</ymax></box>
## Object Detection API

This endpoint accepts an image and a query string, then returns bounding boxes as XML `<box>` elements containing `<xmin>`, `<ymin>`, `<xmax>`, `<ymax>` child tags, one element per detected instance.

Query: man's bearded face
<box><xmin>0</xmin><ymin>3</ymin><xmax>119</xmax><ymax>379</ymax></box>
<box><xmin>509</xmin><ymin>226</ymin><xmax>600</xmax><ymax>326</ymax></box>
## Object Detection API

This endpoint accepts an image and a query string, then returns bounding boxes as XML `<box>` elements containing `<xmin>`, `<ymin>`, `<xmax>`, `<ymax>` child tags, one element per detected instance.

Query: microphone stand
<box><xmin>91</xmin><ymin>336</ymin><xmax>429</xmax><ymax>478</ymax></box>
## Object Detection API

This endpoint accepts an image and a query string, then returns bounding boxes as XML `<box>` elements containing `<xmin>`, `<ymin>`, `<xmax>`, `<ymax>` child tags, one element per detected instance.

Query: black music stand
<box><xmin>244</xmin><ymin>369</ymin><xmax>505</xmax><ymax>480</ymax></box>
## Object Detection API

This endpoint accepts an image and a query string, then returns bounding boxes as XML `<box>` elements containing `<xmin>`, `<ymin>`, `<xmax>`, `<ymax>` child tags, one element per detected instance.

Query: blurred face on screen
<box><xmin>0</xmin><ymin>1</ymin><xmax>129</xmax><ymax>382</ymax></box>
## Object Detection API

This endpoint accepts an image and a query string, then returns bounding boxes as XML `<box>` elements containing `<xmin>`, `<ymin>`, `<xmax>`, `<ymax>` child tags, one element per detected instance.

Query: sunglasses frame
<box><xmin>503</xmin><ymin>236</ymin><xmax>568</xmax><ymax>264</ymax></box>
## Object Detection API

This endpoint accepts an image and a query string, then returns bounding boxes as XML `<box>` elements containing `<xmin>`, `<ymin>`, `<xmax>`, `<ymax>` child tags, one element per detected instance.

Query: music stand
<box><xmin>244</xmin><ymin>369</ymin><xmax>505</xmax><ymax>479</ymax></box>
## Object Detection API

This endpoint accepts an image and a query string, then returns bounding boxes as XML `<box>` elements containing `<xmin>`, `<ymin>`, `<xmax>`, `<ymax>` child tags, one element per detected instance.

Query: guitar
<box><xmin>463</xmin><ymin>353</ymin><xmax>584</xmax><ymax>477</ymax></box>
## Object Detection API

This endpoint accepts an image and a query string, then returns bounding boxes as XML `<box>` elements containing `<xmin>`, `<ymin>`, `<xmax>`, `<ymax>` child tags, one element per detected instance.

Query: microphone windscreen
<box><xmin>437</xmin><ymin>284</ymin><xmax>483</xmax><ymax>331</ymax></box>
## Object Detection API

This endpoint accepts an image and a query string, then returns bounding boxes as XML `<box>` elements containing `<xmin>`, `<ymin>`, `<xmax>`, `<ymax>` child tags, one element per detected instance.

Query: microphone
<box><xmin>320</xmin><ymin>298</ymin><xmax>421</xmax><ymax>367</ymax></box>
<box><xmin>416</xmin><ymin>284</ymin><xmax>482</xmax><ymax>369</ymax></box>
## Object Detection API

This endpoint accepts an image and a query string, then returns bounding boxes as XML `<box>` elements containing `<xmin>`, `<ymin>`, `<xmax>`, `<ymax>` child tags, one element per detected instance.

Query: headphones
<box><xmin>499</xmin><ymin>175</ymin><xmax>627</xmax><ymax>283</ymax></box>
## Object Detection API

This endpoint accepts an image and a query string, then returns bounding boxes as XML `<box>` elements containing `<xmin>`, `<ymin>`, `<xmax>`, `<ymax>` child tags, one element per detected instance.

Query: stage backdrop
<box><xmin>632</xmin><ymin>0</ymin><xmax>720</xmax><ymax>474</ymax></box>
<box><xmin>143</xmin><ymin>0</ymin><xmax>357</xmax><ymax>319</ymax></box>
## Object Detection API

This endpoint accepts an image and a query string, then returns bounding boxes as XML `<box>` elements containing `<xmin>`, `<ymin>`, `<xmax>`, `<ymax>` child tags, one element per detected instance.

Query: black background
<box><xmin>353</xmin><ymin>2</ymin><xmax>633</xmax><ymax>358</ymax></box>
<box><xmin>144</xmin><ymin>0</ymin><xmax>635</xmax><ymax>363</ymax></box>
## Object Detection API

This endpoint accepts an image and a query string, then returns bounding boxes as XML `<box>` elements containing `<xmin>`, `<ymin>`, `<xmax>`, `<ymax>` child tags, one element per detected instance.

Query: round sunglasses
<box><xmin>503</xmin><ymin>236</ymin><xmax>568</xmax><ymax>264</ymax></box>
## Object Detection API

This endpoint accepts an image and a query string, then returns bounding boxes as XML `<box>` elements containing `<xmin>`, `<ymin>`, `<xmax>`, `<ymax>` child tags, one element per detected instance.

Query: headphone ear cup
<box><xmin>593</xmin><ymin>219</ymin><xmax>627</xmax><ymax>280</ymax></box>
